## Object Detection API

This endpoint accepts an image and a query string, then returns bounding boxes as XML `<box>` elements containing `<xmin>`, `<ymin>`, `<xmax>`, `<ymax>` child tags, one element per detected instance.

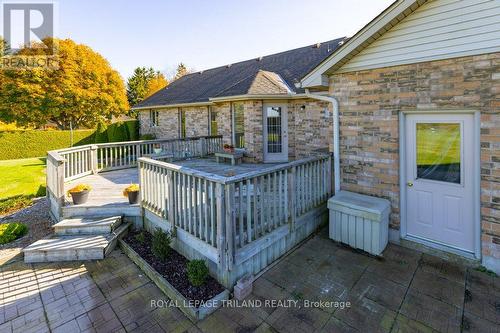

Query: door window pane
<box><xmin>267</xmin><ymin>107</ymin><xmax>282</xmax><ymax>153</ymax></box>
<box><xmin>210</xmin><ymin>109</ymin><xmax>218</xmax><ymax>136</ymax></box>
<box><xmin>416</xmin><ymin>123</ymin><xmax>460</xmax><ymax>184</ymax></box>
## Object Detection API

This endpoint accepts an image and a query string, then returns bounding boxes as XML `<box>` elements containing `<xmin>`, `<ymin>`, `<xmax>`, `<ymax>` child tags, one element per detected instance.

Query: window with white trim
<box><xmin>149</xmin><ymin>110</ymin><xmax>159</xmax><ymax>127</ymax></box>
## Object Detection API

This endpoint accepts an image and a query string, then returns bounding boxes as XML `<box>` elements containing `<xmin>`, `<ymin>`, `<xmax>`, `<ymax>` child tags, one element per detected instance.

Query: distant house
<box><xmin>133</xmin><ymin>0</ymin><xmax>500</xmax><ymax>273</ymax></box>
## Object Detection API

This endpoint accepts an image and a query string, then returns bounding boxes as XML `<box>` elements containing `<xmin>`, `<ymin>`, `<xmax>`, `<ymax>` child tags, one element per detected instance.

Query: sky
<box><xmin>57</xmin><ymin>0</ymin><xmax>394</xmax><ymax>79</ymax></box>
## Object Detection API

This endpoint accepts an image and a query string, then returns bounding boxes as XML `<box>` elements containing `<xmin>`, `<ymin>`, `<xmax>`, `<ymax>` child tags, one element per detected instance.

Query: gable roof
<box><xmin>133</xmin><ymin>37</ymin><xmax>345</xmax><ymax>109</ymax></box>
<box><xmin>300</xmin><ymin>0</ymin><xmax>427</xmax><ymax>88</ymax></box>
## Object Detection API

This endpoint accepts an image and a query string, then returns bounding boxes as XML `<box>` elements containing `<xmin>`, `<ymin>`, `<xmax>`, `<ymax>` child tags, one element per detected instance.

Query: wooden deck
<box><xmin>63</xmin><ymin>157</ymin><xmax>283</xmax><ymax>209</ymax></box>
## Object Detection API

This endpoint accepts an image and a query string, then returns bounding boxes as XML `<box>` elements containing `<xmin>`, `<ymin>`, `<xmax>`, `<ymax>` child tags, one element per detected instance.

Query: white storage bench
<box><xmin>327</xmin><ymin>191</ymin><xmax>390</xmax><ymax>256</ymax></box>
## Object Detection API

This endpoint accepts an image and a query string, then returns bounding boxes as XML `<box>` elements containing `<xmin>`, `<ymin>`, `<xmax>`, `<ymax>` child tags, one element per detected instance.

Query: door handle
<box><xmin>407</xmin><ymin>182</ymin><xmax>413</xmax><ymax>187</ymax></box>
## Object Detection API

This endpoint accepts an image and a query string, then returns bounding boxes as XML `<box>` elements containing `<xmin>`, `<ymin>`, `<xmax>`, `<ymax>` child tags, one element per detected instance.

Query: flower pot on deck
<box><xmin>127</xmin><ymin>191</ymin><xmax>140</xmax><ymax>204</ymax></box>
<box><xmin>70</xmin><ymin>190</ymin><xmax>89</xmax><ymax>205</ymax></box>
<box><xmin>153</xmin><ymin>148</ymin><xmax>162</xmax><ymax>154</ymax></box>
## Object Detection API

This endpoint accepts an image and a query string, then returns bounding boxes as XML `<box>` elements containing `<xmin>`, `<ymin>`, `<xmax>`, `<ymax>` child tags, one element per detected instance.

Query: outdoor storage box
<box><xmin>327</xmin><ymin>191</ymin><xmax>390</xmax><ymax>256</ymax></box>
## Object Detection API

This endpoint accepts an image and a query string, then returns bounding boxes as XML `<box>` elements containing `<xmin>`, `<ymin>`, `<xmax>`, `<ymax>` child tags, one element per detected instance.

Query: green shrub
<box><xmin>151</xmin><ymin>228</ymin><xmax>171</xmax><ymax>260</ymax></box>
<box><xmin>0</xmin><ymin>130</ymin><xmax>95</xmax><ymax>160</ymax></box>
<box><xmin>0</xmin><ymin>120</ymin><xmax>140</xmax><ymax>160</ymax></box>
<box><xmin>125</xmin><ymin>120</ymin><xmax>139</xmax><ymax>141</ymax></box>
<box><xmin>0</xmin><ymin>222</ymin><xmax>28</xmax><ymax>244</ymax></box>
<box><xmin>140</xmin><ymin>133</ymin><xmax>156</xmax><ymax>140</ymax></box>
<box><xmin>187</xmin><ymin>259</ymin><xmax>209</xmax><ymax>287</ymax></box>
<box><xmin>135</xmin><ymin>231</ymin><xmax>146</xmax><ymax>244</ymax></box>
<box><xmin>0</xmin><ymin>196</ymin><xmax>33</xmax><ymax>215</ymax></box>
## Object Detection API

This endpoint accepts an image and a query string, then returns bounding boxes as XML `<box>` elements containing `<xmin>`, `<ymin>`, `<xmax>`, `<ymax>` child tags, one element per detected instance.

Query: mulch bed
<box><xmin>123</xmin><ymin>230</ymin><xmax>225</xmax><ymax>302</ymax></box>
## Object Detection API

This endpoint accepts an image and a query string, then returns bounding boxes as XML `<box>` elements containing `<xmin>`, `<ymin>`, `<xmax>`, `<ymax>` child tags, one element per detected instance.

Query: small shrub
<box><xmin>135</xmin><ymin>231</ymin><xmax>145</xmax><ymax>244</ymax></box>
<box><xmin>0</xmin><ymin>196</ymin><xmax>33</xmax><ymax>215</ymax></box>
<box><xmin>0</xmin><ymin>222</ymin><xmax>28</xmax><ymax>244</ymax></box>
<box><xmin>474</xmin><ymin>265</ymin><xmax>498</xmax><ymax>277</ymax></box>
<box><xmin>152</xmin><ymin>228</ymin><xmax>171</xmax><ymax>260</ymax></box>
<box><xmin>140</xmin><ymin>133</ymin><xmax>156</xmax><ymax>140</ymax></box>
<box><xmin>187</xmin><ymin>259</ymin><xmax>209</xmax><ymax>287</ymax></box>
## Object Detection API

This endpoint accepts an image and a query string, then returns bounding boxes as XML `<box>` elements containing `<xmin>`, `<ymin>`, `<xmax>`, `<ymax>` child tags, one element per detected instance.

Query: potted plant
<box><xmin>153</xmin><ymin>143</ymin><xmax>162</xmax><ymax>155</ymax></box>
<box><xmin>67</xmin><ymin>184</ymin><xmax>91</xmax><ymax>205</ymax></box>
<box><xmin>223</xmin><ymin>144</ymin><xmax>235</xmax><ymax>153</ymax></box>
<box><xmin>123</xmin><ymin>184</ymin><xmax>140</xmax><ymax>204</ymax></box>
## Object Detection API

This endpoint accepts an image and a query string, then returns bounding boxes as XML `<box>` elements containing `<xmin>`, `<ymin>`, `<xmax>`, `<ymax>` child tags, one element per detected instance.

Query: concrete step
<box><xmin>23</xmin><ymin>222</ymin><xmax>131</xmax><ymax>263</ymax></box>
<box><xmin>53</xmin><ymin>216</ymin><xmax>122</xmax><ymax>235</ymax></box>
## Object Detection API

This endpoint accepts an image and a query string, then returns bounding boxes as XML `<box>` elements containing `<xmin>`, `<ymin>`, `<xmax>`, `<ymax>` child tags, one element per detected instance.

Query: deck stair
<box><xmin>23</xmin><ymin>216</ymin><xmax>130</xmax><ymax>263</ymax></box>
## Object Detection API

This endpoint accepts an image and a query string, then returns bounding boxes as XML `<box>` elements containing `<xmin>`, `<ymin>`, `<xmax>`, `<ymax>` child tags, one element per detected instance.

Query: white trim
<box><xmin>132</xmin><ymin>101</ymin><xmax>212</xmax><ymax>110</ymax></box>
<box><xmin>399</xmin><ymin>109</ymin><xmax>481</xmax><ymax>260</ymax></box>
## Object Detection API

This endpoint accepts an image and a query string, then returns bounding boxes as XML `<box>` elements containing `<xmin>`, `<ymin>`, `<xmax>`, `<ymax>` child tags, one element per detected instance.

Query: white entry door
<box><xmin>263</xmin><ymin>103</ymin><xmax>288</xmax><ymax>163</ymax></box>
<box><xmin>405</xmin><ymin>113</ymin><xmax>475</xmax><ymax>254</ymax></box>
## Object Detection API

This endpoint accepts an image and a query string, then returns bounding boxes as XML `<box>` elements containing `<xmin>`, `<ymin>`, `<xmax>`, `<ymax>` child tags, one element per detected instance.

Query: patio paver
<box><xmin>1</xmin><ymin>227</ymin><xmax>499</xmax><ymax>332</ymax></box>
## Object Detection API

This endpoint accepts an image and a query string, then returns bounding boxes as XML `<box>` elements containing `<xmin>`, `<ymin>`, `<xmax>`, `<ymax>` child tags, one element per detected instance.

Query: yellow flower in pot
<box><xmin>67</xmin><ymin>184</ymin><xmax>91</xmax><ymax>205</ymax></box>
<box><xmin>123</xmin><ymin>184</ymin><xmax>140</xmax><ymax>204</ymax></box>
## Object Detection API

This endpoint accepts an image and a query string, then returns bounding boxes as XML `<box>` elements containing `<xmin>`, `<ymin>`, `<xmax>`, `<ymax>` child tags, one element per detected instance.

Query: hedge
<box><xmin>0</xmin><ymin>120</ymin><xmax>139</xmax><ymax>160</ymax></box>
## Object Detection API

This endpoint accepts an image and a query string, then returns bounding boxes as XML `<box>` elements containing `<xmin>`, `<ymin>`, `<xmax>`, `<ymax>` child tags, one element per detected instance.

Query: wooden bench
<box><xmin>215</xmin><ymin>151</ymin><xmax>243</xmax><ymax>165</ymax></box>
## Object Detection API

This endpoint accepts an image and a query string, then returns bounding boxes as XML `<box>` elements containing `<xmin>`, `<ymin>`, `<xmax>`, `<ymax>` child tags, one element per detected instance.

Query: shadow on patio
<box><xmin>1</xmin><ymin>227</ymin><xmax>498</xmax><ymax>332</ymax></box>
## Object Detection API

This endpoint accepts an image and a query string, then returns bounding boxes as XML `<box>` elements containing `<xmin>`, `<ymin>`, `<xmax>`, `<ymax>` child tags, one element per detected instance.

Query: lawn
<box><xmin>0</xmin><ymin>158</ymin><xmax>46</xmax><ymax>214</ymax></box>
<box><xmin>416</xmin><ymin>123</ymin><xmax>460</xmax><ymax>166</ymax></box>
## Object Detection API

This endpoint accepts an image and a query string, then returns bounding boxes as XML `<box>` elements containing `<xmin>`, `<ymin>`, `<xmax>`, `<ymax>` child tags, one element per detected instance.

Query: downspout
<box><xmin>304</xmin><ymin>89</ymin><xmax>340</xmax><ymax>194</ymax></box>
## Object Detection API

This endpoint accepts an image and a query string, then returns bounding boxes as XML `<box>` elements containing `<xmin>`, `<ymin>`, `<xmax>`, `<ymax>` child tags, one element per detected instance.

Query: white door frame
<box><xmin>399</xmin><ymin>110</ymin><xmax>481</xmax><ymax>260</ymax></box>
<box><xmin>263</xmin><ymin>102</ymin><xmax>289</xmax><ymax>163</ymax></box>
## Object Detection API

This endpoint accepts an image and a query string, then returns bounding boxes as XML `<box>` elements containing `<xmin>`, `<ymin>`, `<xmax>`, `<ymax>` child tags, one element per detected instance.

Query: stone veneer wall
<box><xmin>329</xmin><ymin>53</ymin><xmax>500</xmax><ymax>263</ymax></box>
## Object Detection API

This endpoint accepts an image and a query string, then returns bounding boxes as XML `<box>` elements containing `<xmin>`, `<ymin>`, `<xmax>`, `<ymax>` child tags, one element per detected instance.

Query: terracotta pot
<box><xmin>223</xmin><ymin>148</ymin><xmax>234</xmax><ymax>153</ymax></box>
<box><xmin>70</xmin><ymin>190</ymin><xmax>89</xmax><ymax>205</ymax></box>
<box><xmin>127</xmin><ymin>191</ymin><xmax>140</xmax><ymax>204</ymax></box>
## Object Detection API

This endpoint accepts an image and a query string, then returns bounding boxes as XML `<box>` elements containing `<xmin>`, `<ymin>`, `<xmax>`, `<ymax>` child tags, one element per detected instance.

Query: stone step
<box><xmin>23</xmin><ymin>222</ymin><xmax>131</xmax><ymax>263</ymax></box>
<box><xmin>53</xmin><ymin>216</ymin><xmax>122</xmax><ymax>235</ymax></box>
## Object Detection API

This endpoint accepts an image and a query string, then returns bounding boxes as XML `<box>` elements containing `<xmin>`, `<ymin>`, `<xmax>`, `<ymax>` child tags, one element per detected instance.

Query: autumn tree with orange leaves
<box><xmin>0</xmin><ymin>38</ymin><xmax>129</xmax><ymax>129</ymax></box>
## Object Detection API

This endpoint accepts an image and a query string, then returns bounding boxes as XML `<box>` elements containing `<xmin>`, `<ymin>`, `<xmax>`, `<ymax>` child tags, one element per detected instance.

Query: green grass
<box><xmin>0</xmin><ymin>222</ymin><xmax>28</xmax><ymax>244</ymax></box>
<box><xmin>0</xmin><ymin>158</ymin><xmax>46</xmax><ymax>200</ymax></box>
<box><xmin>417</xmin><ymin>123</ymin><xmax>460</xmax><ymax>166</ymax></box>
<box><xmin>0</xmin><ymin>158</ymin><xmax>46</xmax><ymax>215</ymax></box>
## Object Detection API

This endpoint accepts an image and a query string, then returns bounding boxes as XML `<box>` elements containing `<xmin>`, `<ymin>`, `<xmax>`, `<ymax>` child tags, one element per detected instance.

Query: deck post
<box><xmin>215</xmin><ymin>183</ymin><xmax>227</xmax><ymax>275</ymax></box>
<box><xmin>199</xmin><ymin>137</ymin><xmax>207</xmax><ymax>157</ymax></box>
<box><xmin>167</xmin><ymin>170</ymin><xmax>175</xmax><ymax>228</ymax></box>
<box><xmin>90</xmin><ymin>145</ymin><xmax>98</xmax><ymax>174</ymax></box>
<box><xmin>287</xmin><ymin>166</ymin><xmax>296</xmax><ymax>231</ymax></box>
<box><xmin>225</xmin><ymin>183</ymin><xmax>235</xmax><ymax>271</ymax></box>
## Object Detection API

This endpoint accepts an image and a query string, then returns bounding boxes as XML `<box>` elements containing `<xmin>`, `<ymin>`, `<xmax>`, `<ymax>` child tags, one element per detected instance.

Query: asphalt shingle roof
<box><xmin>133</xmin><ymin>37</ymin><xmax>345</xmax><ymax>108</ymax></box>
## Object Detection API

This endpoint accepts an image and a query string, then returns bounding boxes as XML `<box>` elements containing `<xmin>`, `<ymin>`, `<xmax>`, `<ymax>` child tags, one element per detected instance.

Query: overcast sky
<box><xmin>58</xmin><ymin>0</ymin><xmax>393</xmax><ymax>79</ymax></box>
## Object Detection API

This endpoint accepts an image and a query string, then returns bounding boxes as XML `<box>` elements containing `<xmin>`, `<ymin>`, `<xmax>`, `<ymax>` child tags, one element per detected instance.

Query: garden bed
<box><xmin>120</xmin><ymin>230</ymin><xmax>229</xmax><ymax>321</ymax></box>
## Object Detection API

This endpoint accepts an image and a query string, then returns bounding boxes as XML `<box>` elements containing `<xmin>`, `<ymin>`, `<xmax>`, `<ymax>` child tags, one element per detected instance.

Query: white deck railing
<box><xmin>45</xmin><ymin>136</ymin><xmax>223</xmax><ymax>219</ymax></box>
<box><xmin>138</xmin><ymin>154</ymin><xmax>332</xmax><ymax>271</ymax></box>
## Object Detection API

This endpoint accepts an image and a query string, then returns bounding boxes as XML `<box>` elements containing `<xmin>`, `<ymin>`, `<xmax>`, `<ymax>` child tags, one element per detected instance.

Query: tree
<box><xmin>173</xmin><ymin>62</ymin><xmax>188</xmax><ymax>81</ymax></box>
<box><xmin>126</xmin><ymin>67</ymin><xmax>167</xmax><ymax>106</ymax></box>
<box><xmin>145</xmin><ymin>72</ymin><xmax>168</xmax><ymax>98</ymax></box>
<box><xmin>0</xmin><ymin>38</ymin><xmax>128</xmax><ymax>129</ymax></box>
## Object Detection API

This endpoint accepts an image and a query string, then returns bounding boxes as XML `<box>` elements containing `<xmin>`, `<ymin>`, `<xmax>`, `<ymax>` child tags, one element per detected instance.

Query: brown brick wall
<box><xmin>183</xmin><ymin>106</ymin><xmax>209</xmax><ymax>137</ymax></box>
<box><xmin>139</xmin><ymin>108</ymin><xmax>179</xmax><ymax>139</ymax></box>
<box><xmin>329</xmin><ymin>53</ymin><xmax>500</xmax><ymax>259</ymax></box>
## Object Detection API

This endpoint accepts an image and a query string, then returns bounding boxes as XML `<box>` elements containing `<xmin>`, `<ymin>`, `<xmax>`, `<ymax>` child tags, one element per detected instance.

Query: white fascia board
<box><xmin>131</xmin><ymin>101</ymin><xmax>213</xmax><ymax>110</ymax></box>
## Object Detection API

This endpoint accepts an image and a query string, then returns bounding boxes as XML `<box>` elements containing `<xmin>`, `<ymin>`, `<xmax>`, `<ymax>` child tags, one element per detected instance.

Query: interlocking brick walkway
<box><xmin>1</xmin><ymin>228</ymin><xmax>499</xmax><ymax>332</ymax></box>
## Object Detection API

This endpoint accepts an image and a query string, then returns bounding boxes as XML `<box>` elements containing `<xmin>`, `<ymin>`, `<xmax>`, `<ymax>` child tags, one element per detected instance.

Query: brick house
<box><xmin>133</xmin><ymin>39</ymin><xmax>346</xmax><ymax>163</ymax></box>
<box><xmin>133</xmin><ymin>0</ymin><xmax>500</xmax><ymax>273</ymax></box>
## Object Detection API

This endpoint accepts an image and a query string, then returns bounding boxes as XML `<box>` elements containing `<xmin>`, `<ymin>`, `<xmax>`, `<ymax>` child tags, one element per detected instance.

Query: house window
<box><xmin>232</xmin><ymin>102</ymin><xmax>244</xmax><ymax>148</ymax></box>
<box><xmin>150</xmin><ymin>110</ymin><xmax>159</xmax><ymax>127</ymax></box>
<box><xmin>179</xmin><ymin>108</ymin><xmax>186</xmax><ymax>138</ymax></box>
<box><xmin>209</xmin><ymin>107</ymin><xmax>218</xmax><ymax>136</ymax></box>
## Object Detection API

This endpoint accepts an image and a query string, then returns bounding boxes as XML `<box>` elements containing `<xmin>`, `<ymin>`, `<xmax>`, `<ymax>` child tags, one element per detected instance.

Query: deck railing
<box><xmin>138</xmin><ymin>153</ymin><xmax>332</xmax><ymax>271</ymax></box>
<box><xmin>45</xmin><ymin>136</ymin><xmax>223</xmax><ymax>219</ymax></box>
